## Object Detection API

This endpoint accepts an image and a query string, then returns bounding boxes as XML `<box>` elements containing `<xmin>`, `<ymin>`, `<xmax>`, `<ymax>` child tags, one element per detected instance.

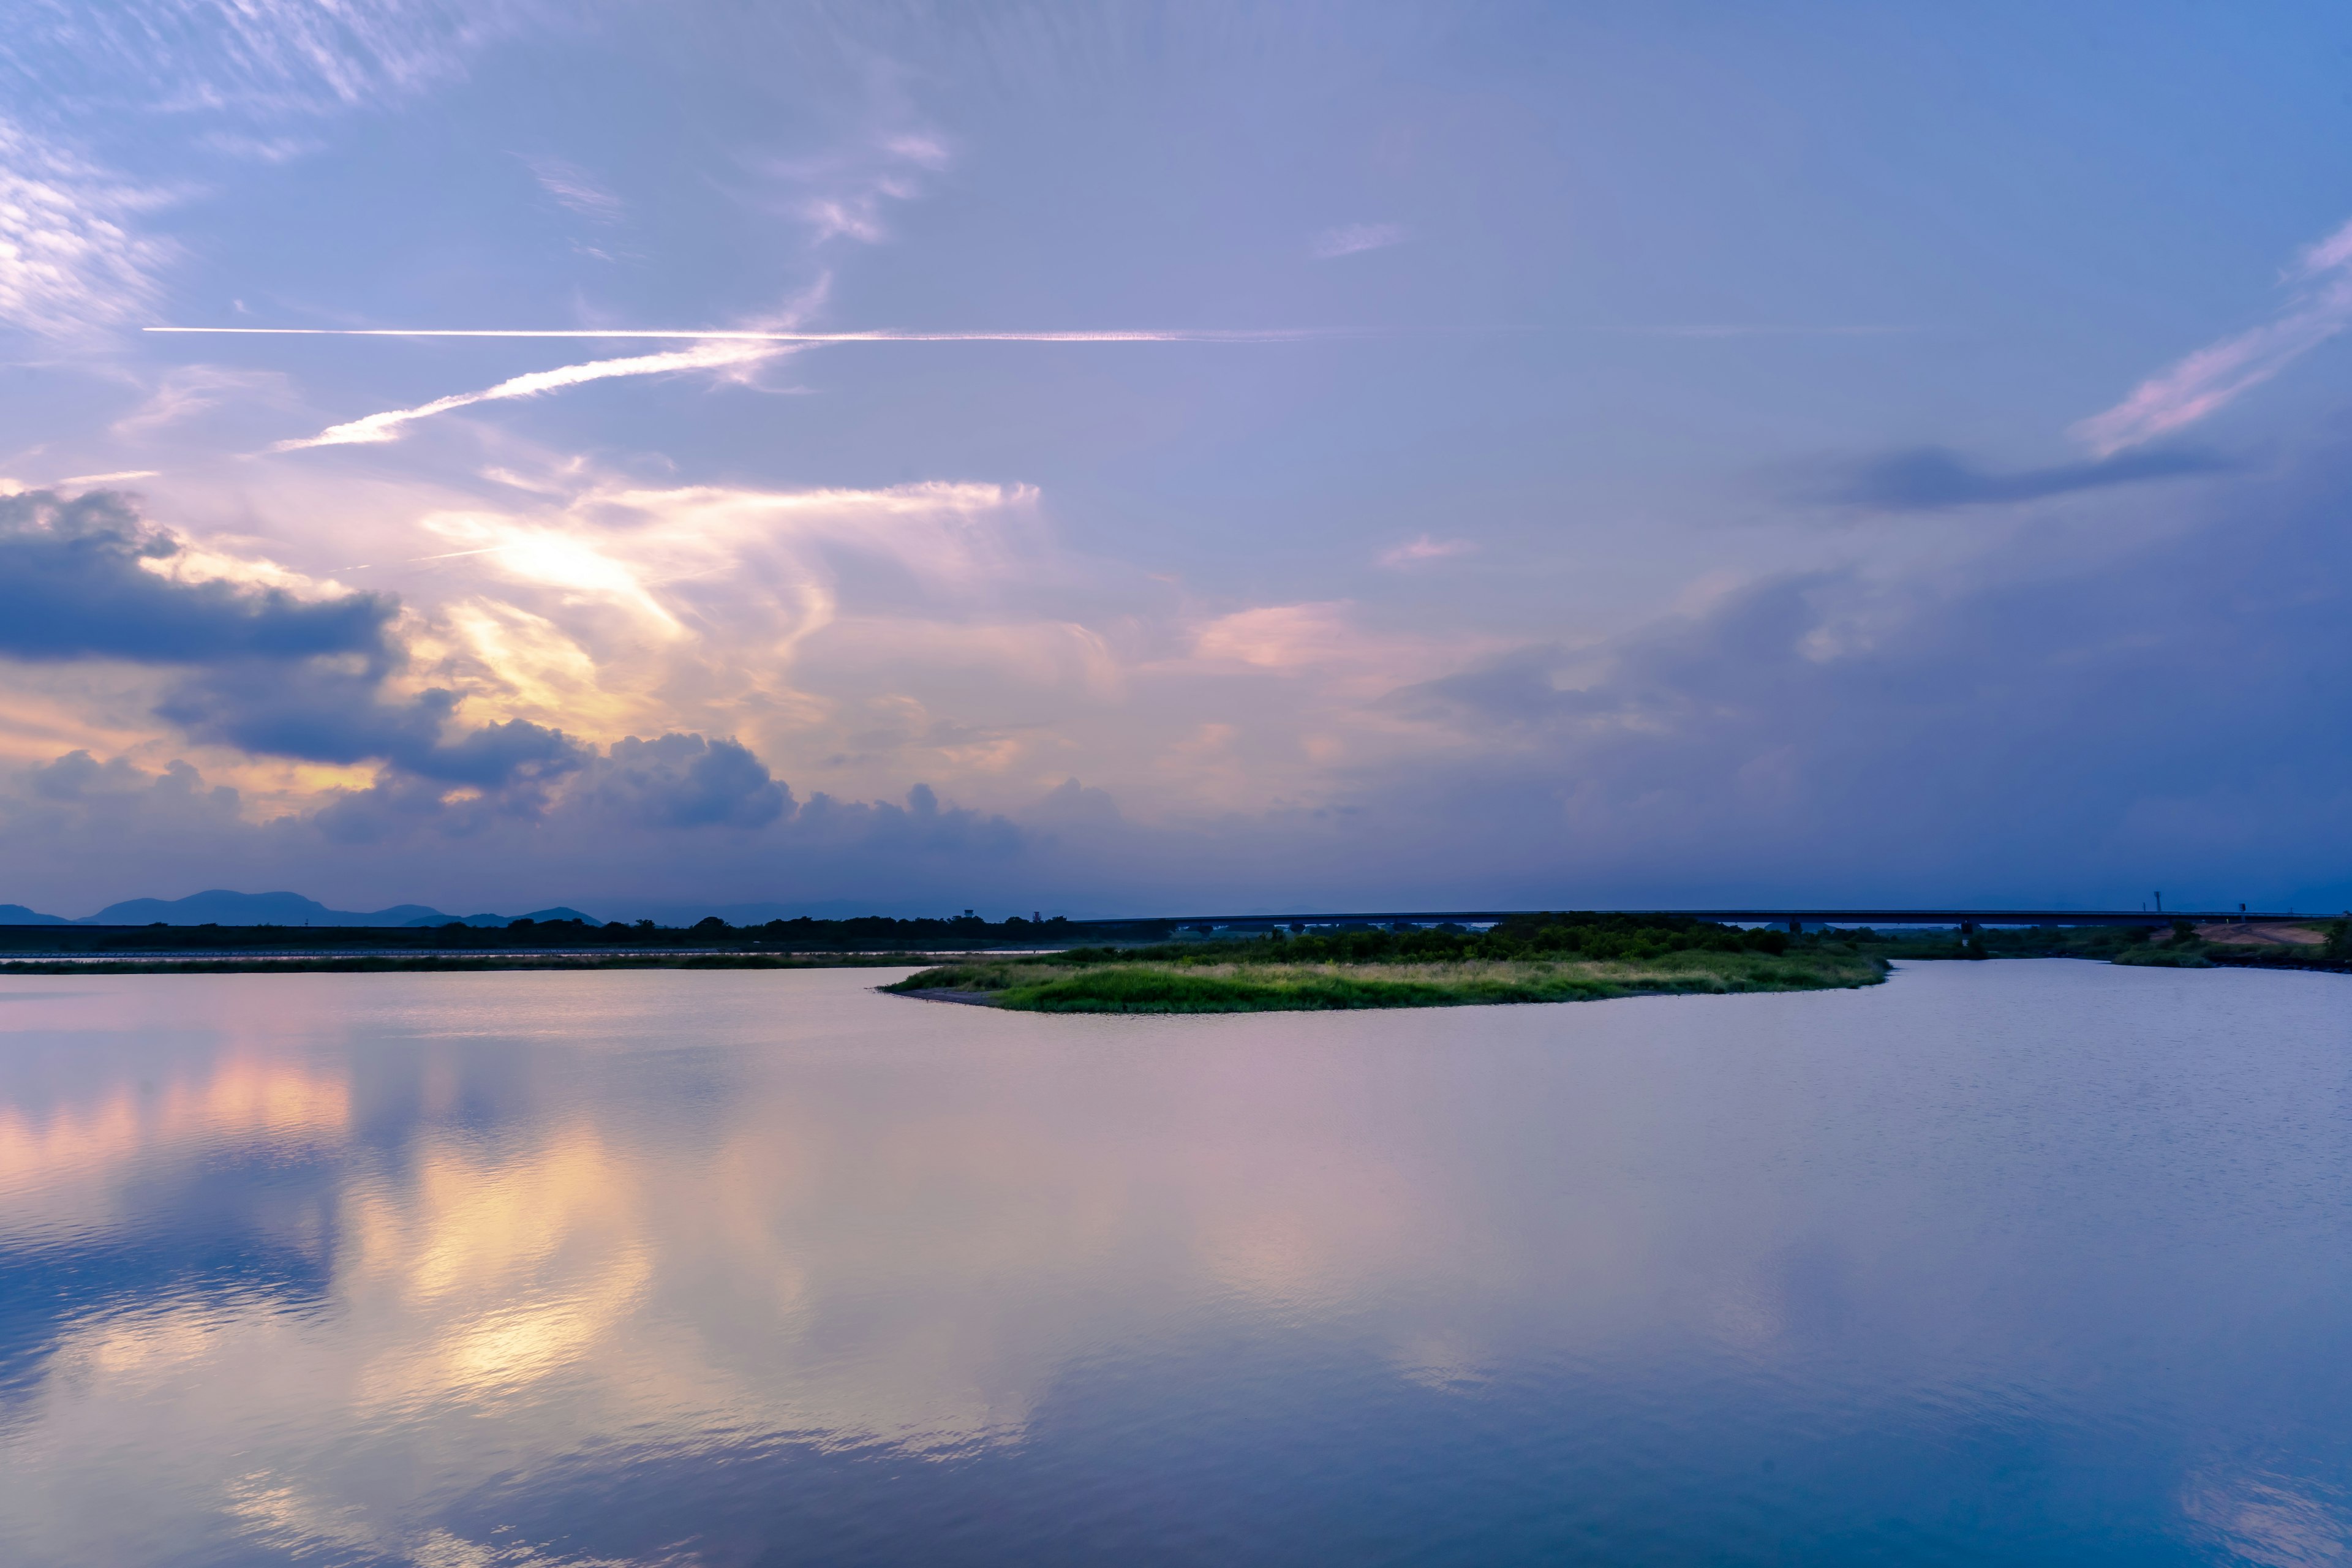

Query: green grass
<box><xmin>887</xmin><ymin>949</ymin><xmax>1885</xmax><ymax>1013</ymax></box>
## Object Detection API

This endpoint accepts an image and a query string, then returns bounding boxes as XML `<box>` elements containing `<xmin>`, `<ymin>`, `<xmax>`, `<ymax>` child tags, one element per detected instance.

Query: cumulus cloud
<box><xmin>0</xmin><ymin>489</ymin><xmax>599</xmax><ymax>808</ymax></box>
<box><xmin>19</xmin><ymin>445</ymin><xmax>2352</xmax><ymax>917</ymax></box>
<box><xmin>1368</xmin><ymin>454</ymin><xmax>2352</xmax><ymax>906</ymax></box>
<box><xmin>0</xmin><ymin>751</ymin><xmax>258</xmax><ymax>906</ymax></box>
<box><xmin>0</xmin><ymin>489</ymin><xmax>394</xmax><ymax>663</ymax></box>
<box><xmin>1822</xmin><ymin>445</ymin><xmax>2233</xmax><ymax>511</ymax></box>
<box><xmin>2075</xmin><ymin>215</ymin><xmax>2352</xmax><ymax>456</ymax></box>
<box><xmin>159</xmin><ymin>666</ymin><xmax>584</xmax><ymax>790</ymax></box>
<box><xmin>585</xmin><ymin>733</ymin><xmax>792</xmax><ymax>829</ymax></box>
<box><xmin>0</xmin><ymin>737</ymin><xmax>1030</xmax><ymax>914</ymax></box>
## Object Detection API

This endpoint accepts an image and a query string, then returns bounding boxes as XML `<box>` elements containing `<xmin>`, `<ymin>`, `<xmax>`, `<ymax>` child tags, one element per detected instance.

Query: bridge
<box><xmin>1072</xmin><ymin>908</ymin><xmax>2315</xmax><ymax>935</ymax></box>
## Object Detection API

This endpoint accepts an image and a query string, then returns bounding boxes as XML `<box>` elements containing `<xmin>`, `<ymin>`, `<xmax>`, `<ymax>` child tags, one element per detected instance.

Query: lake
<box><xmin>0</xmin><ymin>960</ymin><xmax>2347</xmax><ymax>1566</ymax></box>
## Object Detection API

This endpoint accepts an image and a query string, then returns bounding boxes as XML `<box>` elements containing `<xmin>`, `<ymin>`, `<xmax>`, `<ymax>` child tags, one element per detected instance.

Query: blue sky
<box><xmin>4</xmin><ymin>0</ymin><xmax>2351</xmax><ymax>918</ymax></box>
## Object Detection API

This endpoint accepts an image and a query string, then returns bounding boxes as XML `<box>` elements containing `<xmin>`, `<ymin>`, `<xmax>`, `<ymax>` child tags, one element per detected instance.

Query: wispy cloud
<box><xmin>112</xmin><ymin>364</ymin><xmax>295</xmax><ymax>438</ymax></box>
<box><xmin>0</xmin><ymin>118</ymin><xmax>177</xmax><ymax>337</ymax></box>
<box><xmin>0</xmin><ymin>0</ymin><xmax>523</xmax><ymax>119</ymax></box>
<box><xmin>1822</xmin><ymin>445</ymin><xmax>2233</xmax><ymax>511</ymax></box>
<box><xmin>761</xmin><ymin>126</ymin><xmax>953</xmax><ymax>247</ymax></box>
<box><xmin>521</xmin><ymin>156</ymin><xmax>624</xmax><ymax>224</ymax></box>
<box><xmin>1376</xmin><ymin>535</ymin><xmax>1476</xmax><ymax>568</ymax></box>
<box><xmin>272</xmin><ymin>341</ymin><xmax>785</xmax><ymax>451</ymax></box>
<box><xmin>2074</xmin><ymin>216</ymin><xmax>2352</xmax><ymax>456</ymax></box>
<box><xmin>1615</xmin><ymin>323</ymin><xmax>1918</xmax><ymax>338</ymax></box>
<box><xmin>1313</xmin><ymin>222</ymin><xmax>1404</xmax><ymax>260</ymax></box>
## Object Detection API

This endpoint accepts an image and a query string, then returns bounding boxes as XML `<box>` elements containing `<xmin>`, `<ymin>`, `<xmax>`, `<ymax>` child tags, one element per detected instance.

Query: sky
<box><xmin>4</xmin><ymin>0</ymin><xmax>2352</xmax><ymax>919</ymax></box>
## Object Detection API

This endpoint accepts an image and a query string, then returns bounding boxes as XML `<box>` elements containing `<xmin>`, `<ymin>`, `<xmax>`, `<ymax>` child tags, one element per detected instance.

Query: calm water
<box><xmin>0</xmin><ymin>961</ymin><xmax>2348</xmax><ymax>1566</ymax></box>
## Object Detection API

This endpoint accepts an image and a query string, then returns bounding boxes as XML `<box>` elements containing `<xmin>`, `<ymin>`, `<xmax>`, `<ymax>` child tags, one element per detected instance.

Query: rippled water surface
<box><xmin>2</xmin><ymin>961</ymin><xmax>2350</xmax><ymax>1566</ymax></box>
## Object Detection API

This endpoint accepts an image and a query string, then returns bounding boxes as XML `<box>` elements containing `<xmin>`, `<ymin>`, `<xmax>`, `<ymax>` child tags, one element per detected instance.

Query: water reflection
<box><xmin>0</xmin><ymin>964</ymin><xmax>2349</xmax><ymax>1565</ymax></box>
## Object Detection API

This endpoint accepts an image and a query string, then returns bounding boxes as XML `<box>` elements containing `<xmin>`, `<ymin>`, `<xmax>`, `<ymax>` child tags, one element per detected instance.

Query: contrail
<box><xmin>272</xmin><ymin>340</ymin><xmax>785</xmax><ymax>450</ymax></box>
<box><xmin>148</xmin><ymin>326</ymin><xmax>1331</xmax><ymax>343</ymax></box>
<box><xmin>154</xmin><ymin>323</ymin><xmax>1344</xmax><ymax>454</ymax></box>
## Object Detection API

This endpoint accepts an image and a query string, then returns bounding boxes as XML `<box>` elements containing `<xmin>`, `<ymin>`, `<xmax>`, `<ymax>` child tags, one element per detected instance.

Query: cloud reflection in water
<box><xmin>0</xmin><ymin>965</ymin><xmax>2348</xmax><ymax>1564</ymax></box>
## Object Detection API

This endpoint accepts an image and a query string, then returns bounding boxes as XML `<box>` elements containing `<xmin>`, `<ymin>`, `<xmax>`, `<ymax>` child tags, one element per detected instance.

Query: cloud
<box><xmin>110</xmin><ymin>364</ymin><xmax>296</xmax><ymax>439</ymax></box>
<box><xmin>0</xmin><ymin>1</ymin><xmax>531</xmax><ymax>338</ymax></box>
<box><xmin>1193</xmin><ymin>603</ymin><xmax>1360</xmax><ymax>668</ymax></box>
<box><xmin>1377</xmin><ymin>535</ymin><xmax>1477</xmax><ymax>567</ymax></box>
<box><xmin>271</xmin><ymin>341</ymin><xmax>786</xmax><ymax>450</ymax></box>
<box><xmin>0</xmin><ymin>0</ymin><xmax>522</xmax><ymax>119</ymax></box>
<box><xmin>1823</xmin><ymin>445</ymin><xmax>2233</xmax><ymax>511</ymax></box>
<box><xmin>2074</xmin><ymin>215</ymin><xmax>2352</xmax><ymax>456</ymax></box>
<box><xmin>1313</xmin><ymin>222</ymin><xmax>1404</xmax><ymax>260</ymax></box>
<box><xmin>0</xmin><ymin>489</ymin><xmax>592</xmax><ymax>804</ymax></box>
<box><xmin>0</xmin><ymin>118</ymin><xmax>177</xmax><ymax>337</ymax></box>
<box><xmin>584</xmin><ymin>733</ymin><xmax>792</xmax><ymax>829</ymax></box>
<box><xmin>521</xmin><ymin>155</ymin><xmax>625</xmax><ymax>224</ymax></box>
<box><xmin>1364</xmin><ymin>454</ymin><xmax>2352</xmax><ymax>905</ymax></box>
<box><xmin>14</xmin><ymin>432</ymin><xmax>2352</xmax><ymax>913</ymax></box>
<box><xmin>760</xmin><ymin>123</ymin><xmax>953</xmax><ymax>247</ymax></box>
<box><xmin>27</xmin><ymin>437</ymin><xmax>2352</xmax><ymax>916</ymax></box>
<box><xmin>160</xmin><ymin>665</ymin><xmax>584</xmax><ymax>790</ymax></box>
<box><xmin>0</xmin><ymin>489</ymin><xmax>394</xmax><ymax>663</ymax></box>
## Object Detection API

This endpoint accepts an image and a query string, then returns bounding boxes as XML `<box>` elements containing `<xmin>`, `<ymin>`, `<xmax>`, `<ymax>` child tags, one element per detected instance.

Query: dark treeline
<box><xmin>1055</xmin><ymin>912</ymin><xmax>1795</xmax><ymax>968</ymax></box>
<box><xmin>0</xmin><ymin>910</ymin><xmax>1805</xmax><ymax>958</ymax></box>
<box><xmin>0</xmin><ymin>913</ymin><xmax>1099</xmax><ymax>955</ymax></box>
<box><xmin>17</xmin><ymin>910</ymin><xmax>2299</xmax><ymax>965</ymax></box>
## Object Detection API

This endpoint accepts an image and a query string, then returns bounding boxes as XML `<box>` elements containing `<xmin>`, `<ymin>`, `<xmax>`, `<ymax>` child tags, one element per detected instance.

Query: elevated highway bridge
<box><xmin>1087</xmin><ymin>908</ymin><xmax>2309</xmax><ymax>935</ymax></box>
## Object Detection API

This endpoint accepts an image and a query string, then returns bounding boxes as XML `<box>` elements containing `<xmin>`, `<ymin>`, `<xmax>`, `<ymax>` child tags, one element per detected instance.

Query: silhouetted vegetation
<box><xmin>981</xmin><ymin>911</ymin><xmax>1803</xmax><ymax>973</ymax></box>
<box><xmin>0</xmin><ymin>952</ymin><xmax>936</xmax><ymax>975</ymax></box>
<box><xmin>12</xmin><ymin>908</ymin><xmax>2342</xmax><ymax>985</ymax></box>
<box><xmin>0</xmin><ymin>911</ymin><xmax>1088</xmax><ymax>957</ymax></box>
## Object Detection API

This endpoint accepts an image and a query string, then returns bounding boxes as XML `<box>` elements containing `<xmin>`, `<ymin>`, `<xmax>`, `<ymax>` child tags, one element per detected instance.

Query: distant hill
<box><xmin>59</xmin><ymin>890</ymin><xmax>605</xmax><ymax>927</ymax></box>
<box><xmin>401</xmin><ymin>907</ymin><xmax>604</xmax><ymax>929</ymax></box>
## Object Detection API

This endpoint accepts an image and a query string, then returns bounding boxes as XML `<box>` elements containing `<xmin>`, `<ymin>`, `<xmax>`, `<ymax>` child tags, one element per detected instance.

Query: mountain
<box><xmin>6</xmin><ymin>889</ymin><xmax>606</xmax><ymax>927</ymax></box>
<box><xmin>79</xmin><ymin>891</ymin><xmax>452</xmax><ymax>926</ymax></box>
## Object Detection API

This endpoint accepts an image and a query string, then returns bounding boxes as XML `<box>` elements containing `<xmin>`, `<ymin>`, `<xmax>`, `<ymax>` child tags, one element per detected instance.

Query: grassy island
<box><xmin>884</xmin><ymin>914</ymin><xmax>1888</xmax><ymax>1012</ymax></box>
